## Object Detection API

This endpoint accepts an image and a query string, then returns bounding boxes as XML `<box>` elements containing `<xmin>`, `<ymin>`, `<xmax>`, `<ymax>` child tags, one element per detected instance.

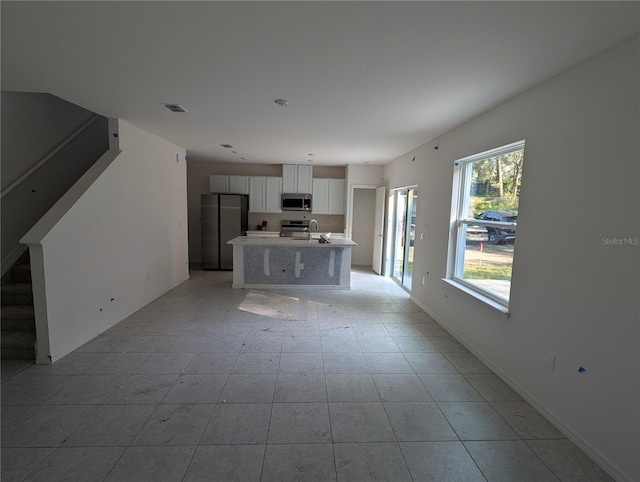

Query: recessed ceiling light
<box><xmin>231</xmin><ymin>151</ymin><xmax>238</xmax><ymax>154</ymax></box>
<box><xmin>307</xmin><ymin>159</ymin><xmax>313</xmax><ymax>162</ymax></box>
<box><xmin>221</xmin><ymin>144</ymin><xmax>234</xmax><ymax>149</ymax></box>
<box><xmin>274</xmin><ymin>99</ymin><xmax>289</xmax><ymax>106</ymax></box>
<box><xmin>308</xmin><ymin>153</ymin><xmax>314</xmax><ymax>156</ymax></box>
<box><xmin>241</xmin><ymin>157</ymin><xmax>247</xmax><ymax>160</ymax></box>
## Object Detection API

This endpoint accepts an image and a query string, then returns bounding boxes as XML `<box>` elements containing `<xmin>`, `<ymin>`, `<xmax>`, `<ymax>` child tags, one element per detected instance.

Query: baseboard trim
<box><xmin>409</xmin><ymin>294</ymin><xmax>630</xmax><ymax>482</ymax></box>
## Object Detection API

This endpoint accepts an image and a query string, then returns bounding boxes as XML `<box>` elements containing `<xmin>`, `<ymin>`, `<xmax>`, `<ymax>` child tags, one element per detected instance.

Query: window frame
<box><xmin>446</xmin><ymin>140</ymin><xmax>525</xmax><ymax>311</ymax></box>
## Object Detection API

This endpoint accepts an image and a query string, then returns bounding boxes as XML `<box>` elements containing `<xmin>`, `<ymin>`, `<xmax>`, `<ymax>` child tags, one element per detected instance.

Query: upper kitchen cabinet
<box><xmin>312</xmin><ymin>178</ymin><xmax>345</xmax><ymax>215</ymax></box>
<box><xmin>249</xmin><ymin>176</ymin><xmax>282</xmax><ymax>213</ymax></box>
<box><xmin>210</xmin><ymin>175</ymin><xmax>249</xmax><ymax>194</ymax></box>
<box><xmin>282</xmin><ymin>164</ymin><xmax>313</xmax><ymax>194</ymax></box>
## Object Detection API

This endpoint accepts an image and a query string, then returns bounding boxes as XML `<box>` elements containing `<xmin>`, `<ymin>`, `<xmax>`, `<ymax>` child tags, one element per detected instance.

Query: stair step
<box><xmin>1</xmin><ymin>330</ymin><xmax>36</xmax><ymax>349</ymax></box>
<box><xmin>1</xmin><ymin>283</ymin><xmax>34</xmax><ymax>306</ymax></box>
<box><xmin>1</xmin><ymin>346</ymin><xmax>36</xmax><ymax>360</ymax></box>
<box><xmin>12</xmin><ymin>264</ymin><xmax>32</xmax><ymax>283</ymax></box>
<box><xmin>1</xmin><ymin>305</ymin><xmax>35</xmax><ymax>320</ymax></box>
<box><xmin>2</xmin><ymin>315</ymin><xmax>36</xmax><ymax>332</ymax></box>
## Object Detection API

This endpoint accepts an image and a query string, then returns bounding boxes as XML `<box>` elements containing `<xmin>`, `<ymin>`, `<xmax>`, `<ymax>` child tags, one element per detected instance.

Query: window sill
<box><xmin>442</xmin><ymin>278</ymin><xmax>510</xmax><ymax>315</ymax></box>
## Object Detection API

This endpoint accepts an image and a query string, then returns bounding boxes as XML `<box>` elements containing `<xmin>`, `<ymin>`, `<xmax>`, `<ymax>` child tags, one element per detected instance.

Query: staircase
<box><xmin>1</xmin><ymin>254</ymin><xmax>36</xmax><ymax>360</ymax></box>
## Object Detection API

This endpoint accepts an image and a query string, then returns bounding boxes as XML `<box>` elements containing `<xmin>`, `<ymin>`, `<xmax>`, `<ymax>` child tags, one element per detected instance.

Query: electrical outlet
<box><xmin>420</xmin><ymin>232</ymin><xmax>424</xmax><ymax>240</ymax></box>
<box><xmin>421</xmin><ymin>276</ymin><xmax>426</xmax><ymax>286</ymax></box>
<box><xmin>546</xmin><ymin>353</ymin><xmax>555</xmax><ymax>371</ymax></box>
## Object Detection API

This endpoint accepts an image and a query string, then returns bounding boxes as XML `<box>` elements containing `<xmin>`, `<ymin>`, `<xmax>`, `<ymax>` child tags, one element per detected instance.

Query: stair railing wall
<box><xmin>1</xmin><ymin>115</ymin><xmax>109</xmax><ymax>275</ymax></box>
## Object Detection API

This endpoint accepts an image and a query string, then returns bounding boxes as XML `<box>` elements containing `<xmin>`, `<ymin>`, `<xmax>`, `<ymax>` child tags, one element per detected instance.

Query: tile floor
<box><xmin>1</xmin><ymin>267</ymin><xmax>613</xmax><ymax>481</ymax></box>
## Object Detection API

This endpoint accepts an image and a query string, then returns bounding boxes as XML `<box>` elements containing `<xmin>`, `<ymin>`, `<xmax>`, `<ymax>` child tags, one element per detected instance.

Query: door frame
<box><xmin>347</xmin><ymin>183</ymin><xmax>385</xmax><ymax>273</ymax></box>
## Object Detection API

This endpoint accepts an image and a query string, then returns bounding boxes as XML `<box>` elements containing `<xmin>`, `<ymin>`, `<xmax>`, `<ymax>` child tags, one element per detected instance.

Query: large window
<box><xmin>447</xmin><ymin>141</ymin><xmax>524</xmax><ymax>309</ymax></box>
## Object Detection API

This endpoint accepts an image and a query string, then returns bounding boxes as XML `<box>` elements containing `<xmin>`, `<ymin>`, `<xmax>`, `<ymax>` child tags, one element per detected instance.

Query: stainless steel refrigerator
<box><xmin>201</xmin><ymin>193</ymin><xmax>248</xmax><ymax>270</ymax></box>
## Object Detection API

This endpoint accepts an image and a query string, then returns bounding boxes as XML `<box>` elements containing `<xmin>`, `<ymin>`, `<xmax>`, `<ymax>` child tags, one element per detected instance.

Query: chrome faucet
<box><xmin>308</xmin><ymin>219</ymin><xmax>318</xmax><ymax>240</ymax></box>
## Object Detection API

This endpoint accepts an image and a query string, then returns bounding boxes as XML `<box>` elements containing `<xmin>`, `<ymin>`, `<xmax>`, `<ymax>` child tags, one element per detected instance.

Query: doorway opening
<box><xmin>389</xmin><ymin>187</ymin><xmax>417</xmax><ymax>291</ymax></box>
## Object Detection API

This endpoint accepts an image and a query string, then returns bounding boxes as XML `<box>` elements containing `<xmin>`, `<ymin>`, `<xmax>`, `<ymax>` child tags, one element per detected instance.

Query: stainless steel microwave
<box><xmin>281</xmin><ymin>193</ymin><xmax>312</xmax><ymax>211</ymax></box>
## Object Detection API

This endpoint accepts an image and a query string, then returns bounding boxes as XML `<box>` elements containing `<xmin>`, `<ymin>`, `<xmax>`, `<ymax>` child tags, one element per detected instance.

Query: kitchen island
<box><xmin>227</xmin><ymin>236</ymin><xmax>357</xmax><ymax>289</ymax></box>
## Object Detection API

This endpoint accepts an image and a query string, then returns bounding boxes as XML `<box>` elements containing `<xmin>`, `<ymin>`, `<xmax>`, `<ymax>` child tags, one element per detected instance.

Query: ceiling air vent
<box><xmin>162</xmin><ymin>103</ymin><xmax>188</xmax><ymax>113</ymax></box>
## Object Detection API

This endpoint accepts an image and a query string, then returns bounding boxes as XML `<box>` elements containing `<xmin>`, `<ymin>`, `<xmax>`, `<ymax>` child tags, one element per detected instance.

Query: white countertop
<box><xmin>228</xmin><ymin>236</ymin><xmax>357</xmax><ymax>247</ymax></box>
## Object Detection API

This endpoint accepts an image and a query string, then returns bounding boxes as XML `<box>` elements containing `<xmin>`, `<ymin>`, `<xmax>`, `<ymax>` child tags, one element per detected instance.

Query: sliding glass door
<box><xmin>390</xmin><ymin>187</ymin><xmax>417</xmax><ymax>291</ymax></box>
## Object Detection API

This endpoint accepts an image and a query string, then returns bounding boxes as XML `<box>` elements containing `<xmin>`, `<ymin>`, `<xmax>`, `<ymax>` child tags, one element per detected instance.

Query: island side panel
<box><xmin>232</xmin><ymin>244</ymin><xmax>244</xmax><ymax>288</ymax></box>
<box><xmin>243</xmin><ymin>245</ymin><xmax>344</xmax><ymax>286</ymax></box>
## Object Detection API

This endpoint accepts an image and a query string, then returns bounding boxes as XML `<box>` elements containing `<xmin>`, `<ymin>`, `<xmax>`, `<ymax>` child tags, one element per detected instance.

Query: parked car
<box><xmin>475</xmin><ymin>211</ymin><xmax>517</xmax><ymax>244</ymax></box>
<box><xmin>465</xmin><ymin>225</ymin><xmax>488</xmax><ymax>242</ymax></box>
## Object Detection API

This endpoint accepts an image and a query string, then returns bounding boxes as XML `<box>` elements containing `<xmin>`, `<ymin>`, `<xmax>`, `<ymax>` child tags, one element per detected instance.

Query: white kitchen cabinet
<box><xmin>250</xmin><ymin>176</ymin><xmax>282</xmax><ymax>213</ymax></box>
<box><xmin>210</xmin><ymin>175</ymin><xmax>249</xmax><ymax>194</ymax></box>
<box><xmin>249</xmin><ymin>177</ymin><xmax>265</xmax><ymax>212</ymax></box>
<box><xmin>282</xmin><ymin>164</ymin><xmax>313</xmax><ymax>194</ymax></box>
<box><xmin>229</xmin><ymin>175</ymin><xmax>250</xmax><ymax>194</ymax></box>
<box><xmin>312</xmin><ymin>178</ymin><xmax>329</xmax><ymax>214</ymax></box>
<box><xmin>210</xmin><ymin>175</ymin><xmax>229</xmax><ymax>193</ymax></box>
<box><xmin>328</xmin><ymin>179</ymin><xmax>345</xmax><ymax>214</ymax></box>
<box><xmin>312</xmin><ymin>178</ymin><xmax>345</xmax><ymax>214</ymax></box>
<box><xmin>265</xmin><ymin>176</ymin><xmax>282</xmax><ymax>213</ymax></box>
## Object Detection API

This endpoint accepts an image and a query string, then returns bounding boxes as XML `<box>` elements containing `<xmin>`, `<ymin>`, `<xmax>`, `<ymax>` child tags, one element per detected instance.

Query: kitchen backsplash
<box><xmin>248</xmin><ymin>213</ymin><xmax>345</xmax><ymax>234</ymax></box>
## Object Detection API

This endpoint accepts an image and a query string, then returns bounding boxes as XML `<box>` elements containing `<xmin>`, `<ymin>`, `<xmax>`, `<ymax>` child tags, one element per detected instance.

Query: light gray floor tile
<box><xmin>201</xmin><ymin>403</ymin><xmax>271</xmax><ymax>444</ymax></box>
<box><xmin>184</xmin><ymin>445</ymin><xmax>265</xmax><ymax>482</ymax></box>
<box><xmin>0</xmin><ymin>448</ymin><xmax>54</xmax><ymax>482</ymax></box>
<box><xmin>400</xmin><ymin>441</ymin><xmax>486</xmax><ymax>481</ymax></box>
<box><xmin>419</xmin><ymin>374</ymin><xmax>484</xmax><ymax>401</ymax></box>
<box><xmin>102</xmin><ymin>322</ymin><xmax>147</xmax><ymax>337</ymax></box>
<box><xmin>2</xmin><ymin>405</ymin><xmax>96</xmax><ymax>447</ymax></box>
<box><xmin>157</xmin><ymin>336</ymin><xmax>206</xmax><ymax>353</ymax></box>
<box><xmin>63</xmin><ymin>404</ymin><xmax>154</xmax><ymax>446</ymax></box>
<box><xmin>358</xmin><ymin>336</ymin><xmax>401</xmax><ymax>353</ymax></box>
<box><xmin>198</xmin><ymin>334</ymin><xmax>246</xmax><ymax>352</ymax></box>
<box><xmin>25</xmin><ymin>447</ymin><xmax>125</xmax><ymax>482</ymax></box>
<box><xmin>377</xmin><ymin>313</ymin><xmax>412</xmax><ymax>324</ymax></box>
<box><xmin>444</xmin><ymin>352</ymin><xmax>492</xmax><ymax>373</ymax></box>
<box><xmin>429</xmin><ymin>335</ymin><xmax>469</xmax><ymax>352</ymax></box>
<box><xmin>1</xmin><ymin>405</ymin><xmax>38</xmax><ymax>431</ymax></box>
<box><xmin>84</xmin><ymin>352</ymin><xmax>151</xmax><ymax>374</ymax></box>
<box><xmin>326</xmin><ymin>374</ymin><xmax>380</xmax><ymax>402</ymax></box>
<box><xmin>218</xmin><ymin>374</ymin><xmax>277</xmax><ymax>402</ymax></box>
<box><xmin>241</xmin><ymin>332</ymin><xmax>284</xmax><ymax>352</ymax></box>
<box><xmin>329</xmin><ymin>402</ymin><xmax>395</xmax><ymax>442</ymax></box>
<box><xmin>105</xmin><ymin>374</ymin><xmax>177</xmax><ymax>404</ymax></box>
<box><xmin>491</xmin><ymin>401</ymin><xmax>565</xmax><ymax>439</ymax></box>
<box><xmin>278</xmin><ymin>352</ymin><xmax>324</xmax><ymax>373</ymax></box>
<box><xmin>334</xmin><ymin>442</ymin><xmax>412</xmax><ymax>481</ymax></box>
<box><xmin>372</xmin><ymin>374</ymin><xmax>433</xmax><ymax>401</ymax></box>
<box><xmin>104</xmin><ymin>445</ymin><xmax>196</xmax><ymax>482</ymax></box>
<box><xmin>464</xmin><ymin>373</ymin><xmax>523</xmax><ymax>401</ymax></box>
<box><xmin>352</xmin><ymin>324</ymin><xmax>391</xmax><ymax>337</ymax></box>
<box><xmin>439</xmin><ymin>401</ymin><xmax>519</xmax><ymax>440</ymax></box>
<box><xmin>133</xmin><ymin>352</ymin><xmax>195</xmax><ymax>374</ymax></box>
<box><xmin>416</xmin><ymin>323</ymin><xmax>450</xmax><ymax>336</ymax></box>
<box><xmin>275</xmin><ymin>373</ymin><xmax>328</xmax><ymax>402</ymax></box>
<box><xmin>46</xmin><ymin>375</ymin><xmax>126</xmax><ymax>404</ymax></box>
<box><xmin>322</xmin><ymin>338</ymin><xmax>362</xmax><ymax>353</ymax></box>
<box><xmin>282</xmin><ymin>334</ymin><xmax>322</xmax><ymax>352</ymax></box>
<box><xmin>23</xmin><ymin>352</ymin><xmax>106</xmax><ymax>375</ymax></box>
<box><xmin>323</xmin><ymin>352</ymin><xmax>370</xmax><ymax>373</ymax></box>
<box><xmin>404</xmin><ymin>352</ymin><xmax>459</xmax><ymax>374</ymax></box>
<box><xmin>268</xmin><ymin>402</ymin><xmax>331</xmax><ymax>443</ymax></box>
<box><xmin>262</xmin><ymin>444</ymin><xmax>336</xmax><ymax>482</ymax></box>
<box><xmin>132</xmin><ymin>403</ymin><xmax>214</xmax><ymax>445</ymax></box>
<box><xmin>75</xmin><ymin>335</ymin><xmax>129</xmax><ymax>353</ymax></box>
<box><xmin>465</xmin><ymin>440</ymin><xmax>559</xmax><ymax>481</ymax></box>
<box><xmin>392</xmin><ymin>336</ymin><xmax>439</xmax><ymax>353</ymax></box>
<box><xmin>183</xmin><ymin>352</ymin><xmax>237</xmax><ymax>374</ymax></box>
<box><xmin>526</xmin><ymin>439</ymin><xmax>614</xmax><ymax>481</ymax></box>
<box><xmin>232</xmin><ymin>352</ymin><xmax>280</xmax><ymax>373</ymax></box>
<box><xmin>364</xmin><ymin>352</ymin><xmax>414</xmax><ymax>373</ymax></box>
<box><xmin>116</xmin><ymin>335</ymin><xmax>171</xmax><ymax>352</ymax></box>
<box><xmin>384</xmin><ymin>401</ymin><xmax>458</xmax><ymax>441</ymax></box>
<box><xmin>161</xmin><ymin>374</ymin><xmax>227</xmax><ymax>404</ymax></box>
<box><xmin>1</xmin><ymin>374</ymin><xmax>76</xmax><ymax>405</ymax></box>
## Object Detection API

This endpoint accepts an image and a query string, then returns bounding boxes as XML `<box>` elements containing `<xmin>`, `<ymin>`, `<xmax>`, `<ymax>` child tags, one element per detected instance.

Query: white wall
<box><xmin>1</xmin><ymin>92</ymin><xmax>97</xmax><ymax>190</ymax></box>
<box><xmin>24</xmin><ymin>120</ymin><xmax>189</xmax><ymax>362</ymax></box>
<box><xmin>383</xmin><ymin>35</ymin><xmax>639</xmax><ymax>481</ymax></box>
<box><xmin>351</xmin><ymin>188</ymin><xmax>375</xmax><ymax>265</ymax></box>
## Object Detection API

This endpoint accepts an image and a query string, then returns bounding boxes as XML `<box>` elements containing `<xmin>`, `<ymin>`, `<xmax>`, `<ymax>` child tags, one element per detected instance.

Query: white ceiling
<box><xmin>2</xmin><ymin>1</ymin><xmax>638</xmax><ymax>166</ymax></box>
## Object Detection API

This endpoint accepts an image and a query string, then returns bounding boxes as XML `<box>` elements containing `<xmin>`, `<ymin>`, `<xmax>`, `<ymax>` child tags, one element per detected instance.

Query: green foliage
<box><xmin>470</xmin><ymin>195</ymin><xmax>519</xmax><ymax>216</ymax></box>
<box><xmin>463</xmin><ymin>264</ymin><xmax>512</xmax><ymax>280</ymax></box>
